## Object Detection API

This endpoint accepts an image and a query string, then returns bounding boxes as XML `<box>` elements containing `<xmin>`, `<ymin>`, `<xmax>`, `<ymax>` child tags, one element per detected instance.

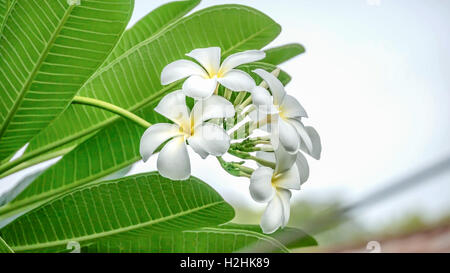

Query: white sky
<box><xmin>1</xmin><ymin>0</ymin><xmax>449</xmax><ymax>231</ymax></box>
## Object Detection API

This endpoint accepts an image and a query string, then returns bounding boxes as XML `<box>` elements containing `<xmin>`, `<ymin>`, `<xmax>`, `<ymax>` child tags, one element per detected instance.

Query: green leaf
<box><xmin>102</xmin><ymin>0</ymin><xmax>200</xmax><ymax>67</ymax></box>
<box><xmin>263</xmin><ymin>43</ymin><xmax>305</xmax><ymax>65</ymax></box>
<box><xmin>0</xmin><ymin>169</ymin><xmax>43</xmax><ymax>207</ymax></box>
<box><xmin>0</xmin><ymin>63</ymin><xmax>289</xmax><ymax>221</ymax></box>
<box><xmin>0</xmin><ymin>0</ymin><xmax>9</xmax><ymax>32</ymax></box>
<box><xmin>82</xmin><ymin>224</ymin><xmax>294</xmax><ymax>253</ymax></box>
<box><xmin>220</xmin><ymin>223</ymin><xmax>317</xmax><ymax>250</ymax></box>
<box><xmin>0</xmin><ymin>0</ymin><xmax>11</xmax><ymax>34</ymax></box>
<box><xmin>0</xmin><ymin>173</ymin><xmax>235</xmax><ymax>253</ymax></box>
<box><xmin>15</xmin><ymin>4</ymin><xmax>281</xmax><ymax>174</ymax></box>
<box><xmin>0</xmin><ymin>235</ymin><xmax>13</xmax><ymax>253</ymax></box>
<box><xmin>2</xmin><ymin>0</ymin><xmax>200</xmax><ymax>171</ymax></box>
<box><xmin>81</xmin><ymin>223</ymin><xmax>316</xmax><ymax>253</ymax></box>
<box><xmin>0</xmin><ymin>129</ymin><xmax>97</xmax><ymax>179</ymax></box>
<box><xmin>0</xmin><ymin>0</ymin><xmax>134</xmax><ymax>161</ymax></box>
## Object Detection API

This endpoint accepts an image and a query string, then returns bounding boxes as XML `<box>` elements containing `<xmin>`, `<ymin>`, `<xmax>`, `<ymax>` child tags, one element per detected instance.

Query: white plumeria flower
<box><xmin>256</xmin><ymin>148</ymin><xmax>310</xmax><ymax>186</ymax></box>
<box><xmin>249</xmin><ymin>146</ymin><xmax>303</xmax><ymax>234</ymax></box>
<box><xmin>161</xmin><ymin>47</ymin><xmax>265</xmax><ymax>99</ymax></box>
<box><xmin>140</xmin><ymin>91</ymin><xmax>235</xmax><ymax>180</ymax></box>
<box><xmin>250</xmin><ymin>69</ymin><xmax>321</xmax><ymax>158</ymax></box>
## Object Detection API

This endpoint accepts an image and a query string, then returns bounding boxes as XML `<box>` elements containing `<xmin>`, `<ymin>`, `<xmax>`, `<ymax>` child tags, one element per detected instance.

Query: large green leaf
<box><xmin>221</xmin><ymin>224</ymin><xmax>317</xmax><ymax>251</ymax></box>
<box><xmin>263</xmin><ymin>43</ymin><xmax>305</xmax><ymax>65</ymax></box>
<box><xmin>0</xmin><ymin>129</ymin><xmax>97</xmax><ymax>179</ymax></box>
<box><xmin>0</xmin><ymin>169</ymin><xmax>43</xmax><ymax>207</ymax></box>
<box><xmin>0</xmin><ymin>0</ymin><xmax>134</xmax><ymax>161</ymax></box>
<box><xmin>0</xmin><ymin>173</ymin><xmax>235</xmax><ymax>253</ymax></box>
<box><xmin>0</xmin><ymin>234</ymin><xmax>13</xmax><ymax>253</ymax></box>
<box><xmin>102</xmin><ymin>0</ymin><xmax>200</xmax><ymax>67</ymax></box>
<box><xmin>0</xmin><ymin>0</ymin><xmax>200</xmax><ymax>177</ymax></box>
<box><xmin>12</xmin><ymin>4</ymin><xmax>281</xmax><ymax>174</ymax></box>
<box><xmin>83</xmin><ymin>224</ymin><xmax>294</xmax><ymax>253</ymax></box>
<box><xmin>0</xmin><ymin>0</ymin><xmax>9</xmax><ymax>32</ymax></box>
<box><xmin>0</xmin><ymin>63</ymin><xmax>289</xmax><ymax>221</ymax></box>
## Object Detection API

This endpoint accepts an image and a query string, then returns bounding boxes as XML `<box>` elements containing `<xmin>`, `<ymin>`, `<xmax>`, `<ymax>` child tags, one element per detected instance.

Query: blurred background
<box><xmin>2</xmin><ymin>0</ymin><xmax>450</xmax><ymax>251</ymax></box>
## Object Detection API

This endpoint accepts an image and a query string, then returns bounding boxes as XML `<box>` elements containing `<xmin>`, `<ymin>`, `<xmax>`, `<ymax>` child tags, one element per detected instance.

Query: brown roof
<box><xmin>321</xmin><ymin>224</ymin><xmax>450</xmax><ymax>253</ymax></box>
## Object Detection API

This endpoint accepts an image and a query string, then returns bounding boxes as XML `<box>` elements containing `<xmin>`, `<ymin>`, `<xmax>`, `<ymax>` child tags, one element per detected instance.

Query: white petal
<box><xmin>253</xmin><ymin>69</ymin><xmax>286</xmax><ymax>105</ymax></box>
<box><xmin>186</xmin><ymin>47</ymin><xmax>221</xmax><ymax>75</ymax></box>
<box><xmin>157</xmin><ymin>136</ymin><xmax>191</xmax><ymax>180</ymax></box>
<box><xmin>280</xmin><ymin>95</ymin><xmax>308</xmax><ymax>118</ymax></box>
<box><xmin>189</xmin><ymin>123</ymin><xmax>230</xmax><ymax>156</ymax></box>
<box><xmin>250</xmin><ymin>167</ymin><xmax>275</xmax><ymax>203</ymax></box>
<box><xmin>278</xmin><ymin>189</ymin><xmax>292</xmax><ymax>228</ymax></box>
<box><xmin>182</xmin><ymin>75</ymin><xmax>217</xmax><ymax>99</ymax></box>
<box><xmin>278</xmin><ymin>118</ymin><xmax>300</xmax><ymax>154</ymax></box>
<box><xmin>303</xmin><ymin>126</ymin><xmax>322</xmax><ymax>160</ymax></box>
<box><xmin>289</xmin><ymin>119</ymin><xmax>313</xmax><ymax>153</ymax></box>
<box><xmin>251</xmin><ymin>86</ymin><xmax>273</xmax><ymax>108</ymax></box>
<box><xmin>290</xmin><ymin>120</ymin><xmax>321</xmax><ymax>159</ymax></box>
<box><xmin>296</xmin><ymin>152</ymin><xmax>310</xmax><ymax>184</ymax></box>
<box><xmin>274</xmin><ymin>144</ymin><xmax>297</xmax><ymax>174</ymax></box>
<box><xmin>217</xmin><ymin>69</ymin><xmax>255</xmax><ymax>92</ymax></box>
<box><xmin>140</xmin><ymin>124</ymin><xmax>182</xmax><ymax>162</ymax></box>
<box><xmin>260</xmin><ymin>193</ymin><xmax>283</xmax><ymax>234</ymax></box>
<box><xmin>187</xmin><ymin>137</ymin><xmax>209</xmax><ymax>159</ymax></box>
<box><xmin>191</xmin><ymin>95</ymin><xmax>235</xmax><ymax>127</ymax></box>
<box><xmin>219</xmin><ymin>50</ymin><xmax>266</xmax><ymax>74</ymax></box>
<box><xmin>274</xmin><ymin>166</ymin><xmax>300</xmax><ymax>190</ymax></box>
<box><xmin>154</xmin><ymin>91</ymin><xmax>190</xmax><ymax>129</ymax></box>
<box><xmin>161</xmin><ymin>59</ymin><xmax>208</xmax><ymax>85</ymax></box>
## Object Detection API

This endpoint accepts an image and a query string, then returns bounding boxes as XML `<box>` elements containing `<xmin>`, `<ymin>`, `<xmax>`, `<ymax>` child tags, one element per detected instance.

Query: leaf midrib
<box><xmin>12</xmin><ymin>200</ymin><xmax>226</xmax><ymax>252</ymax></box>
<box><xmin>0</xmin><ymin>3</ymin><xmax>75</xmax><ymax>140</ymax></box>
<box><xmin>0</xmin><ymin>235</ymin><xmax>14</xmax><ymax>253</ymax></box>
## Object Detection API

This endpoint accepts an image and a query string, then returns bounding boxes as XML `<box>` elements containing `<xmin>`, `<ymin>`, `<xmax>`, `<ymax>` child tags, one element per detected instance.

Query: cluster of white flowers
<box><xmin>140</xmin><ymin>47</ymin><xmax>321</xmax><ymax>234</ymax></box>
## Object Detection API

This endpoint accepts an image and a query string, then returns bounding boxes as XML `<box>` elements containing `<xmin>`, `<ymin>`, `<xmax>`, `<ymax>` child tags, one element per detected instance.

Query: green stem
<box><xmin>229</xmin><ymin>137</ymin><xmax>271</xmax><ymax>152</ymax></box>
<box><xmin>223</xmin><ymin>88</ymin><xmax>232</xmax><ymax>100</ymax></box>
<box><xmin>233</xmin><ymin>91</ymin><xmax>247</xmax><ymax>106</ymax></box>
<box><xmin>0</xmin><ymin>96</ymin><xmax>151</xmax><ymax>178</ymax></box>
<box><xmin>72</xmin><ymin>96</ymin><xmax>151</xmax><ymax>129</ymax></box>
<box><xmin>240</xmin><ymin>96</ymin><xmax>253</xmax><ymax>109</ymax></box>
<box><xmin>228</xmin><ymin>150</ymin><xmax>276</xmax><ymax>169</ymax></box>
<box><xmin>229</xmin><ymin>121</ymin><xmax>252</xmax><ymax>140</ymax></box>
<box><xmin>217</xmin><ymin>156</ymin><xmax>254</xmax><ymax>178</ymax></box>
<box><xmin>213</xmin><ymin>83</ymin><xmax>220</xmax><ymax>95</ymax></box>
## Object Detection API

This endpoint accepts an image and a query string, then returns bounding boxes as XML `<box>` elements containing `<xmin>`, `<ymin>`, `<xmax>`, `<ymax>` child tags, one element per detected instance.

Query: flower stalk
<box><xmin>216</xmin><ymin>156</ymin><xmax>254</xmax><ymax>178</ymax></box>
<box><xmin>227</xmin><ymin>149</ymin><xmax>276</xmax><ymax>169</ymax></box>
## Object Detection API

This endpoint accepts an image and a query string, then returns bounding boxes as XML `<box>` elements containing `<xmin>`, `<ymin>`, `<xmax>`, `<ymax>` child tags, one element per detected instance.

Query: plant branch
<box><xmin>0</xmin><ymin>97</ymin><xmax>151</xmax><ymax>178</ymax></box>
<box><xmin>72</xmin><ymin>96</ymin><xmax>151</xmax><ymax>129</ymax></box>
<box><xmin>228</xmin><ymin>149</ymin><xmax>276</xmax><ymax>169</ymax></box>
<box><xmin>217</xmin><ymin>157</ymin><xmax>254</xmax><ymax>178</ymax></box>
